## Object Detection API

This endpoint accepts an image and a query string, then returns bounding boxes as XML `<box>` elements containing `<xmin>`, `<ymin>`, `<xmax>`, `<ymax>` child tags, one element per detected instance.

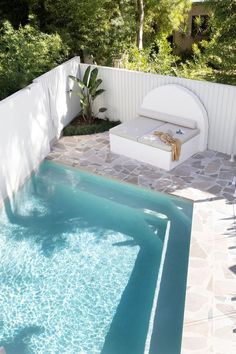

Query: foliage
<box><xmin>0</xmin><ymin>0</ymin><xmax>29</xmax><ymax>28</ymax></box>
<box><xmin>0</xmin><ymin>20</ymin><xmax>68</xmax><ymax>100</ymax></box>
<box><xmin>69</xmin><ymin>66</ymin><xmax>107</xmax><ymax>124</ymax></box>
<box><xmin>119</xmin><ymin>0</ymin><xmax>190</xmax><ymax>75</ymax></box>
<box><xmin>0</xmin><ymin>0</ymin><xmax>235</xmax><ymax>94</ymax></box>
<box><xmin>177</xmin><ymin>0</ymin><xmax>236</xmax><ymax>85</ymax></box>
<box><xmin>121</xmin><ymin>37</ymin><xmax>178</xmax><ymax>75</ymax></box>
<box><xmin>63</xmin><ymin>119</ymin><xmax>120</xmax><ymax>136</ymax></box>
<box><xmin>29</xmin><ymin>0</ymin><xmax>191</xmax><ymax>66</ymax></box>
<box><xmin>152</xmin><ymin>37</ymin><xmax>179</xmax><ymax>75</ymax></box>
<box><xmin>30</xmin><ymin>0</ymin><xmax>136</xmax><ymax>65</ymax></box>
<box><xmin>175</xmin><ymin>41</ymin><xmax>213</xmax><ymax>81</ymax></box>
<box><xmin>206</xmin><ymin>0</ymin><xmax>236</xmax><ymax>83</ymax></box>
<box><xmin>143</xmin><ymin>0</ymin><xmax>191</xmax><ymax>44</ymax></box>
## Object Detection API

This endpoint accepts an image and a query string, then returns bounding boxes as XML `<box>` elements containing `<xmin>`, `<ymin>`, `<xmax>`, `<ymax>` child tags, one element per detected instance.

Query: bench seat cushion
<box><xmin>139</xmin><ymin>107</ymin><xmax>197</xmax><ymax>129</ymax></box>
<box><xmin>137</xmin><ymin>123</ymin><xmax>200</xmax><ymax>151</ymax></box>
<box><xmin>109</xmin><ymin>117</ymin><xmax>164</xmax><ymax>141</ymax></box>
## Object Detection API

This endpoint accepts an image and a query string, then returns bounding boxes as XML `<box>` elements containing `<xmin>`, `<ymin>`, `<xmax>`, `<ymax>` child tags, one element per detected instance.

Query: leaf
<box><xmin>90</xmin><ymin>79</ymin><xmax>102</xmax><ymax>95</ymax></box>
<box><xmin>99</xmin><ymin>107</ymin><xmax>107</xmax><ymax>112</ymax></box>
<box><xmin>92</xmin><ymin>88</ymin><xmax>105</xmax><ymax>100</ymax></box>
<box><xmin>76</xmin><ymin>91</ymin><xmax>84</xmax><ymax>99</ymax></box>
<box><xmin>80</xmin><ymin>99</ymin><xmax>85</xmax><ymax>105</ymax></box>
<box><xmin>88</xmin><ymin>68</ymin><xmax>98</xmax><ymax>89</ymax></box>
<box><xmin>69</xmin><ymin>75</ymin><xmax>85</xmax><ymax>89</ymax></box>
<box><xmin>83</xmin><ymin>66</ymin><xmax>91</xmax><ymax>86</ymax></box>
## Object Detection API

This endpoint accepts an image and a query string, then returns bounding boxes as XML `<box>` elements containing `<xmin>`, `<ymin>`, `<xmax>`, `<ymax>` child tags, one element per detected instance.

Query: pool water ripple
<box><xmin>0</xmin><ymin>222</ymin><xmax>139</xmax><ymax>354</ymax></box>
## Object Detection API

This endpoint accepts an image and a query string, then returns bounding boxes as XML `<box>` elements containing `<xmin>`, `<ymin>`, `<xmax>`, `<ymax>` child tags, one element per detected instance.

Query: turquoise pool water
<box><xmin>0</xmin><ymin>161</ymin><xmax>193</xmax><ymax>354</ymax></box>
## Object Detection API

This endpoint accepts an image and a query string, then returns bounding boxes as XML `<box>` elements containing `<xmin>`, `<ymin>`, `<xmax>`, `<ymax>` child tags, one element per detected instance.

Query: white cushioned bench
<box><xmin>109</xmin><ymin>84</ymin><xmax>208</xmax><ymax>171</ymax></box>
<box><xmin>138</xmin><ymin>123</ymin><xmax>200</xmax><ymax>151</ymax></box>
<box><xmin>110</xmin><ymin>117</ymin><xmax>164</xmax><ymax>141</ymax></box>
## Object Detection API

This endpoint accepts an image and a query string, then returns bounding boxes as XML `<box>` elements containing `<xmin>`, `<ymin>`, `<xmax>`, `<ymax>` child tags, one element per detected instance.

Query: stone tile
<box><xmin>205</xmin><ymin>163</ymin><xmax>221</xmax><ymax>174</ymax></box>
<box><xmin>219</xmin><ymin>171</ymin><xmax>234</xmax><ymax>181</ymax></box>
<box><xmin>192</xmin><ymin>161</ymin><xmax>205</xmax><ymax>169</ymax></box>
<box><xmin>207</xmin><ymin>185</ymin><xmax>222</xmax><ymax>195</ymax></box>
<box><xmin>217</xmin><ymin>180</ymin><xmax>231</xmax><ymax>187</ymax></box>
<box><xmin>182</xmin><ymin>335</ymin><xmax>210</xmax><ymax>352</ymax></box>
<box><xmin>191</xmin><ymin>180</ymin><xmax>215</xmax><ymax>190</ymax></box>
<box><xmin>212</xmin><ymin>313</ymin><xmax>236</xmax><ymax>354</ymax></box>
<box><xmin>171</xmin><ymin>165</ymin><xmax>193</xmax><ymax>176</ymax></box>
<box><xmin>123</xmin><ymin>175</ymin><xmax>139</xmax><ymax>184</ymax></box>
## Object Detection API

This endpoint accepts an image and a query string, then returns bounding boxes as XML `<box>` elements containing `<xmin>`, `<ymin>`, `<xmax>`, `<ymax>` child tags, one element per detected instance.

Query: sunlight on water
<box><xmin>0</xmin><ymin>216</ymin><xmax>139</xmax><ymax>353</ymax></box>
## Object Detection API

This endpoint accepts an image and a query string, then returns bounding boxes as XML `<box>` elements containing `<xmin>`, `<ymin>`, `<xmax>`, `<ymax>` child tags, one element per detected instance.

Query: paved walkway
<box><xmin>48</xmin><ymin>132</ymin><xmax>236</xmax><ymax>354</ymax></box>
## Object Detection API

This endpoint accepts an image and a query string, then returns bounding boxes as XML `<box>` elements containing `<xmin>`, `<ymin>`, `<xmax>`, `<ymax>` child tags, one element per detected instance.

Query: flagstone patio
<box><xmin>48</xmin><ymin>132</ymin><xmax>236</xmax><ymax>354</ymax></box>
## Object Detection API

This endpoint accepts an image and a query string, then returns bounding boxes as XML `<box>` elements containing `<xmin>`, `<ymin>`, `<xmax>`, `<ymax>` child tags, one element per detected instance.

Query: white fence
<box><xmin>79</xmin><ymin>63</ymin><xmax>236</xmax><ymax>155</ymax></box>
<box><xmin>34</xmin><ymin>56</ymin><xmax>80</xmax><ymax>141</ymax></box>
<box><xmin>0</xmin><ymin>57</ymin><xmax>80</xmax><ymax>202</ymax></box>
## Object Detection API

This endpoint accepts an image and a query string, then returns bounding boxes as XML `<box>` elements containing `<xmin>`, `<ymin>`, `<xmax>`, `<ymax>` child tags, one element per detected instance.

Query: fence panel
<box><xmin>0</xmin><ymin>84</ymin><xmax>50</xmax><ymax>201</ymax></box>
<box><xmin>34</xmin><ymin>57</ymin><xmax>81</xmax><ymax>140</ymax></box>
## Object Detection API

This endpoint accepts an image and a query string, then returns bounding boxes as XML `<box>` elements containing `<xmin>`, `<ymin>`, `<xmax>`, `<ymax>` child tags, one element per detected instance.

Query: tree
<box><xmin>142</xmin><ymin>0</ymin><xmax>191</xmax><ymax>45</ymax></box>
<box><xmin>28</xmin><ymin>0</ymin><xmax>190</xmax><ymax>65</ymax></box>
<box><xmin>0</xmin><ymin>0</ymin><xmax>29</xmax><ymax>28</ymax></box>
<box><xmin>120</xmin><ymin>0</ymin><xmax>191</xmax><ymax>74</ymax></box>
<box><xmin>137</xmin><ymin>0</ymin><xmax>145</xmax><ymax>50</ymax></box>
<box><xmin>29</xmin><ymin>0</ymin><xmax>136</xmax><ymax>64</ymax></box>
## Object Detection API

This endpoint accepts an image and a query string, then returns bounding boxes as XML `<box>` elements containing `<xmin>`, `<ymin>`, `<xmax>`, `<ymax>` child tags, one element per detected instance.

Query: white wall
<box><xmin>0</xmin><ymin>83</ymin><xmax>50</xmax><ymax>202</ymax></box>
<box><xmin>34</xmin><ymin>56</ymin><xmax>81</xmax><ymax>141</ymax></box>
<box><xmin>0</xmin><ymin>57</ymin><xmax>81</xmax><ymax>203</ymax></box>
<box><xmin>79</xmin><ymin>64</ymin><xmax>236</xmax><ymax>155</ymax></box>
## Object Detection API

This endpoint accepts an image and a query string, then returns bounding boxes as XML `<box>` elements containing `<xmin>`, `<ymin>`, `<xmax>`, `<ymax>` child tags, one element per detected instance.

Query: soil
<box><xmin>70</xmin><ymin>116</ymin><xmax>106</xmax><ymax>126</ymax></box>
<box><xmin>63</xmin><ymin>115</ymin><xmax>120</xmax><ymax>136</ymax></box>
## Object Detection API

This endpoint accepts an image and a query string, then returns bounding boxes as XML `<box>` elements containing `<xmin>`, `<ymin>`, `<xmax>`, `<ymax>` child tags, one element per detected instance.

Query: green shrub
<box><xmin>120</xmin><ymin>38</ymin><xmax>178</xmax><ymax>75</ymax></box>
<box><xmin>0</xmin><ymin>21</ymin><xmax>68</xmax><ymax>100</ymax></box>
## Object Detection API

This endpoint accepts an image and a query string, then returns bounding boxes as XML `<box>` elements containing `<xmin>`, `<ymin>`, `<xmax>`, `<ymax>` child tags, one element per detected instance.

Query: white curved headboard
<box><xmin>140</xmin><ymin>84</ymin><xmax>209</xmax><ymax>150</ymax></box>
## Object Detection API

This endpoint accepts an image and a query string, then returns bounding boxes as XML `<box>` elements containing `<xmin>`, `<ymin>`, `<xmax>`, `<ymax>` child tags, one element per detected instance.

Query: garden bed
<box><xmin>63</xmin><ymin>117</ymin><xmax>120</xmax><ymax>136</ymax></box>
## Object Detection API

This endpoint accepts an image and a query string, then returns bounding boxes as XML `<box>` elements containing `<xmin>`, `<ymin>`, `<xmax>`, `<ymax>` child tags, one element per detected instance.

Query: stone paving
<box><xmin>48</xmin><ymin>132</ymin><xmax>236</xmax><ymax>354</ymax></box>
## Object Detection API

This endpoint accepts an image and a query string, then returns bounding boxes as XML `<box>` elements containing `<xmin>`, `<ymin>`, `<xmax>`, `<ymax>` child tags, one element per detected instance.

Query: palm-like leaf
<box><xmin>69</xmin><ymin>75</ymin><xmax>85</xmax><ymax>89</ymax></box>
<box><xmin>90</xmin><ymin>79</ymin><xmax>102</xmax><ymax>96</ymax></box>
<box><xmin>88</xmin><ymin>68</ymin><xmax>98</xmax><ymax>89</ymax></box>
<box><xmin>76</xmin><ymin>91</ymin><xmax>84</xmax><ymax>100</ymax></box>
<box><xmin>92</xmin><ymin>88</ymin><xmax>105</xmax><ymax>100</ymax></box>
<box><xmin>83</xmin><ymin>66</ymin><xmax>91</xmax><ymax>86</ymax></box>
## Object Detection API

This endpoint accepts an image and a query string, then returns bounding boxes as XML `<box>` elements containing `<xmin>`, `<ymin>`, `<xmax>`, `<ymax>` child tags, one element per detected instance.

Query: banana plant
<box><xmin>69</xmin><ymin>66</ymin><xmax>107</xmax><ymax>124</ymax></box>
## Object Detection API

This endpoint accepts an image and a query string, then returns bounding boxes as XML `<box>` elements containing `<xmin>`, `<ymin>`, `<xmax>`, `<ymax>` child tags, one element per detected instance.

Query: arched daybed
<box><xmin>109</xmin><ymin>84</ymin><xmax>208</xmax><ymax>171</ymax></box>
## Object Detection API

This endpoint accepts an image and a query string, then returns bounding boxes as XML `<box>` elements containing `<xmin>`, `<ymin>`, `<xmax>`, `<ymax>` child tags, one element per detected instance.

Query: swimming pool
<box><xmin>0</xmin><ymin>161</ymin><xmax>193</xmax><ymax>354</ymax></box>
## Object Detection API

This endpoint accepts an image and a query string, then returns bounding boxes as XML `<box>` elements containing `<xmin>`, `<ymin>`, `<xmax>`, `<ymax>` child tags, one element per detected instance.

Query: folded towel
<box><xmin>154</xmin><ymin>131</ymin><xmax>181</xmax><ymax>161</ymax></box>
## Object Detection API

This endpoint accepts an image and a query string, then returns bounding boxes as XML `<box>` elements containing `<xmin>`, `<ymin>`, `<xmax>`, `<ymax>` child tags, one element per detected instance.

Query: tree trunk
<box><xmin>137</xmin><ymin>0</ymin><xmax>144</xmax><ymax>50</ymax></box>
